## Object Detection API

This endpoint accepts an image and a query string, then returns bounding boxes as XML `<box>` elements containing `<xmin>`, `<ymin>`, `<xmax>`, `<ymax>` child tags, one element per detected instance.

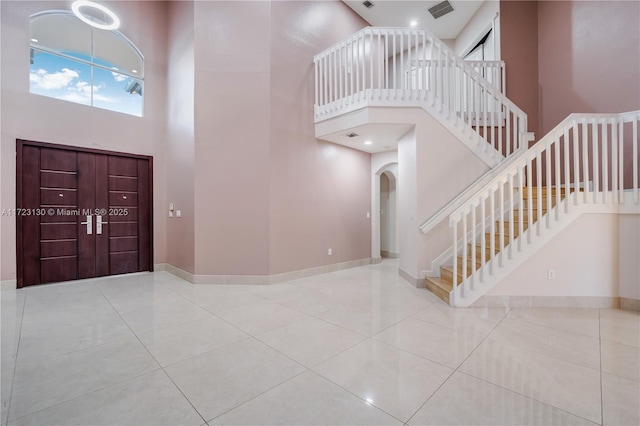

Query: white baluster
<box><xmin>536</xmin><ymin>150</ymin><xmax>542</xmax><ymax>235</ymax></box>
<box><xmin>634</xmin><ymin>117</ymin><xmax>639</xmax><ymax>203</ymax></box>
<box><xmin>471</xmin><ymin>203</ymin><xmax>476</xmax><ymax>288</ymax></box>
<box><xmin>592</xmin><ymin>119</ymin><xmax>600</xmax><ymax>202</ymax></box>
<box><xmin>604</xmin><ymin>118</ymin><xmax>611</xmax><ymax>204</ymax></box>
<box><xmin>545</xmin><ymin>145</ymin><xmax>551</xmax><ymax>228</ymax></box>
<box><xmin>554</xmin><ymin>136</ymin><xmax>560</xmax><ymax>219</ymax></box>
<box><xmin>572</xmin><ymin>121</ymin><xmax>580</xmax><ymax>205</ymax></box>
<box><xmin>508</xmin><ymin>173</ymin><xmax>514</xmax><ymax>258</ymax></box>
<box><xmin>480</xmin><ymin>194</ymin><xmax>486</xmax><ymax>283</ymax></box>
<box><xmin>582</xmin><ymin>119</ymin><xmax>590</xmax><ymax>203</ymax></box>
<box><xmin>518</xmin><ymin>167</ymin><xmax>524</xmax><ymax>251</ymax></box>
<box><xmin>563</xmin><ymin>127</ymin><xmax>570</xmax><ymax>212</ymax></box>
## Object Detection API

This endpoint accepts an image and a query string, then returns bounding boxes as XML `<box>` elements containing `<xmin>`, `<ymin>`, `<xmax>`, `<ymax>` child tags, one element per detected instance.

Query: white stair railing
<box><xmin>313</xmin><ymin>27</ymin><xmax>527</xmax><ymax>161</ymax></box>
<box><xmin>446</xmin><ymin>111</ymin><xmax>640</xmax><ymax>306</ymax></box>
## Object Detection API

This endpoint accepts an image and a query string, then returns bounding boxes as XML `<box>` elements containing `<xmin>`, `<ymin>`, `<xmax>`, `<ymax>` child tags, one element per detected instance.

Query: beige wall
<box><xmin>0</xmin><ymin>1</ymin><xmax>169</xmax><ymax>281</ymax></box>
<box><xmin>500</xmin><ymin>0</ymin><xmax>539</xmax><ymax>138</ymax></box>
<box><xmin>190</xmin><ymin>1</ymin><xmax>370</xmax><ymax>277</ymax></box>
<box><xmin>1</xmin><ymin>1</ymin><xmax>372</xmax><ymax>283</ymax></box>
<box><xmin>538</xmin><ymin>0</ymin><xmax>640</xmax><ymax>134</ymax></box>
<box><xmin>166</xmin><ymin>0</ymin><xmax>195</xmax><ymax>273</ymax></box>
<box><xmin>488</xmin><ymin>214</ymin><xmax>635</xmax><ymax>298</ymax></box>
<box><xmin>501</xmin><ymin>0</ymin><xmax>640</xmax><ymax>138</ymax></box>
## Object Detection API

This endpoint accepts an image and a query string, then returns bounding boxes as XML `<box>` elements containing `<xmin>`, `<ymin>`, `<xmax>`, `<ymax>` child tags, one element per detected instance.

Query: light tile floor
<box><xmin>1</xmin><ymin>259</ymin><xmax>638</xmax><ymax>426</ymax></box>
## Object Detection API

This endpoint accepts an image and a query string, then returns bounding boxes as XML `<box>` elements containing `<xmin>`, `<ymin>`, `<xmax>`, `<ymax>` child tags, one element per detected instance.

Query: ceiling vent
<box><xmin>362</xmin><ymin>1</ymin><xmax>374</xmax><ymax>9</ymax></box>
<box><xmin>346</xmin><ymin>132</ymin><xmax>359</xmax><ymax>138</ymax></box>
<box><xmin>428</xmin><ymin>1</ymin><xmax>454</xmax><ymax>19</ymax></box>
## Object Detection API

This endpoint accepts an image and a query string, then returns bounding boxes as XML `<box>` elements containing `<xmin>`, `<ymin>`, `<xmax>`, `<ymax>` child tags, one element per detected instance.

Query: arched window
<box><xmin>29</xmin><ymin>11</ymin><xmax>144</xmax><ymax>117</ymax></box>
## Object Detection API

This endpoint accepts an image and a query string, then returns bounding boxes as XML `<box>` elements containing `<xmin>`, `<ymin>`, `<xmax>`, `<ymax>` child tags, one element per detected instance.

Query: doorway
<box><xmin>16</xmin><ymin>140</ymin><xmax>153</xmax><ymax>288</ymax></box>
<box><xmin>379</xmin><ymin>171</ymin><xmax>398</xmax><ymax>258</ymax></box>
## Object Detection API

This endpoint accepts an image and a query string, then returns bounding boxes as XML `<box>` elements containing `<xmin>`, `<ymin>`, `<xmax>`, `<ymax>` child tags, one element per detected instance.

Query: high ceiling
<box><xmin>343</xmin><ymin>0</ymin><xmax>485</xmax><ymax>40</ymax></box>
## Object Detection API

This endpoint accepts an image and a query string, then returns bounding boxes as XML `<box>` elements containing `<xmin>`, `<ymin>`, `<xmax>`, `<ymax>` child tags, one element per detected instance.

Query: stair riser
<box><xmin>521</xmin><ymin>188</ymin><xmax>569</xmax><ymax>198</ymax></box>
<box><xmin>467</xmin><ymin>245</ymin><xmax>500</xmax><ymax>261</ymax></box>
<box><xmin>425</xmin><ymin>279</ymin><xmax>450</xmax><ymax>304</ymax></box>
<box><xmin>440</xmin><ymin>267</ymin><xmax>462</xmax><ymax>283</ymax></box>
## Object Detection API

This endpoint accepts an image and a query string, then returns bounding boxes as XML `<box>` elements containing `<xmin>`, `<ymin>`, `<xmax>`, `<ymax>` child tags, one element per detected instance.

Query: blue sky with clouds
<box><xmin>29</xmin><ymin>50</ymin><xmax>142</xmax><ymax>116</ymax></box>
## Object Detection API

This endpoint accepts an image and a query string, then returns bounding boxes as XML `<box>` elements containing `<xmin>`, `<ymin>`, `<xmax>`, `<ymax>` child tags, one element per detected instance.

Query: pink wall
<box><xmin>488</xmin><ymin>214</ymin><xmax>620</xmax><ymax>298</ymax></box>
<box><xmin>538</xmin><ymin>0</ymin><xmax>640</xmax><ymax>134</ymax></box>
<box><xmin>268</xmin><ymin>1</ymin><xmax>371</xmax><ymax>275</ymax></box>
<box><xmin>501</xmin><ymin>0</ymin><xmax>640</xmax><ymax>137</ymax></box>
<box><xmin>500</xmin><ymin>0</ymin><xmax>539</xmax><ymax>138</ymax></box>
<box><xmin>0</xmin><ymin>1</ymin><xmax>169</xmax><ymax>282</ymax></box>
<box><xmin>191</xmin><ymin>1</ymin><xmax>370</xmax><ymax>277</ymax></box>
<box><xmin>165</xmin><ymin>1</ymin><xmax>195</xmax><ymax>273</ymax></box>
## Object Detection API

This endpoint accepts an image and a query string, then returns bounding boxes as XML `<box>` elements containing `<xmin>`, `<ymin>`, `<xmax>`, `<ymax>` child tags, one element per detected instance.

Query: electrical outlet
<box><xmin>548</xmin><ymin>269</ymin><xmax>555</xmax><ymax>280</ymax></box>
<box><xmin>328</xmin><ymin>248</ymin><xmax>332</xmax><ymax>256</ymax></box>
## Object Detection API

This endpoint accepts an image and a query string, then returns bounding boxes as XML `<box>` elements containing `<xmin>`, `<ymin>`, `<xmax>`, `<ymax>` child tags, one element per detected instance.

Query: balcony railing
<box><xmin>314</xmin><ymin>27</ymin><xmax>527</xmax><ymax>160</ymax></box>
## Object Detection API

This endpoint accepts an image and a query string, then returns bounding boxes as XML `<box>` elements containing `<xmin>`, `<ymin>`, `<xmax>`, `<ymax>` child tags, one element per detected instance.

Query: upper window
<box><xmin>29</xmin><ymin>11</ymin><xmax>144</xmax><ymax>117</ymax></box>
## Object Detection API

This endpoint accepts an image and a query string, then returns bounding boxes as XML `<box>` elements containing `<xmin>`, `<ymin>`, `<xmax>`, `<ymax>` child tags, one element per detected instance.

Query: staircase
<box><xmin>313</xmin><ymin>27</ymin><xmax>640</xmax><ymax>307</ymax></box>
<box><xmin>426</xmin><ymin>186</ymin><xmax>570</xmax><ymax>304</ymax></box>
<box><xmin>423</xmin><ymin>111</ymin><xmax>640</xmax><ymax>307</ymax></box>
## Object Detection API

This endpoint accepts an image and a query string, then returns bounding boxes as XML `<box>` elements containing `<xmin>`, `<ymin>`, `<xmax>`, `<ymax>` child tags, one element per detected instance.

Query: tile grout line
<box><xmin>504</xmin><ymin>312</ymin><xmax>603</xmax><ymax>340</ymax></box>
<box><xmin>5</xmin><ymin>289</ymin><xmax>27</xmax><ymax>425</ymax></box>
<box><xmin>93</xmin><ymin>282</ymin><xmax>209</xmax><ymax>426</ymax></box>
<box><xmin>205</xmin><ymin>369</ymin><xmax>311</xmax><ymax>424</ymax></box>
<box><xmin>599</xmin><ymin>308</ymin><xmax>604</xmax><ymax>426</ymax></box>
<box><xmin>403</xmin><ymin>306</ymin><xmax>513</xmax><ymax>425</ymax></box>
<box><xmin>307</xmin><ymin>364</ymin><xmax>408</xmax><ymax>425</ymax></box>
<box><xmin>446</xmin><ymin>308</ymin><xmax>603</xmax><ymax>426</ymax></box>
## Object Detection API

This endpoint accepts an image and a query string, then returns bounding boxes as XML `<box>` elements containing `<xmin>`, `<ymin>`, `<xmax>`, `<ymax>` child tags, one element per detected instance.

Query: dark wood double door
<box><xmin>17</xmin><ymin>140</ymin><xmax>153</xmax><ymax>288</ymax></box>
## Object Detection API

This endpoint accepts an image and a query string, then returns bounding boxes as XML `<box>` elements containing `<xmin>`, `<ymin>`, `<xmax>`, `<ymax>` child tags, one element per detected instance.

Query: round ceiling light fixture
<box><xmin>71</xmin><ymin>0</ymin><xmax>120</xmax><ymax>30</ymax></box>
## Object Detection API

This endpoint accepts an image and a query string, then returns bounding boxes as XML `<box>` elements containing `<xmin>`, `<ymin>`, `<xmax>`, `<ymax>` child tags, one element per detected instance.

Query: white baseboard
<box><xmin>154</xmin><ymin>263</ymin><xmax>167</xmax><ymax>272</ymax></box>
<box><xmin>1</xmin><ymin>279</ymin><xmax>17</xmax><ymax>291</ymax></box>
<box><xmin>620</xmin><ymin>297</ymin><xmax>640</xmax><ymax>312</ymax></box>
<box><xmin>471</xmin><ymin>295</ymin><xmax>620</xmax><ymax>309</ymax></box>
<box><xmin>380</xmin><ymin>251</ymin><xmax>399</xmax><ymax>259</ymax></box>
<box><xmin>164</xmin><ymin>264</ymin><xmax>196</xmax><ymax>283</ymax></box>
<box><xmin>163</xmin><ymin>258</ymin><xmax>373</xmax><ymax>285</ymax></box>
<box><xmin>399</xmin><ymin>268</ymin><xmax>424</xmax><ymax>288</ymax></box>
<box><xmin>371</xmin><ymin>257</ymin><xmax>382</xmax><ymax>264</ymax></box>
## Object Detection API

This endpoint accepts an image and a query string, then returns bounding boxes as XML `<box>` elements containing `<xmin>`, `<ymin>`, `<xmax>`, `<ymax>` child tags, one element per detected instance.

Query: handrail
<box><xmin>445</xmin><ymin>110</ymin><xmax>640</xmax><ymax>302</ymax></box>
<box><xmin>313</xmin><ymin>27</ymin><xmax>528</xmax><ymax>161</ymax></box>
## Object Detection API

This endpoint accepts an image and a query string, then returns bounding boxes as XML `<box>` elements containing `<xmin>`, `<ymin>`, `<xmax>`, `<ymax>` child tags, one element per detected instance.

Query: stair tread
<box><xmin>425</xmin><ymin>276</ymin><xmax>453</xmax><ymax>292</ymax></box>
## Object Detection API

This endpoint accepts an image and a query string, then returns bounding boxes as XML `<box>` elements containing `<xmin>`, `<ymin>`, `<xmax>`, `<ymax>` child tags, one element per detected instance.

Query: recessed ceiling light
<box><xmin>132</xmin><ymin>69</ymin><xmax>138</xmax><ymax>73</ymax></box>
<box><xmin>410</xmin><ymin>20</ymin><xmax>418</xmax><ymax>27</ymax></box>
<box><xmin>364</xmin><ymin>140</ymin><xmax>373</xmax><ymax>145</ymax></box>
<box><xmin>31</xmin><ymin>38</ymin><xmax>38</xmax><ymax>43</ymax></box>
<box><xmin>72</xmin><ymin>0</ymin><xmax>120</xmax><ymax>31</ymax></box>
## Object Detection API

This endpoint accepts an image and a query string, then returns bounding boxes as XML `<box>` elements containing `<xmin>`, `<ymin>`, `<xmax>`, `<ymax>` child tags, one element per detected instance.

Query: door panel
<box><xmin>95</xmin><ymin>154</ymin><xmax>110</xmax><ymax>277</ymax></box>
<box><xmin>108</xmin><ymin>156</ymin><xmax>138</xmax><ymax>177</ymax></box>
<box><xmin>77</xmin><ymin>152</ymin><xmax>96</xmax><ymax>279</ymax></box>
<box><xmin>41</xmin><ymin>256</ymin><xmax>77</xmax><ymax>284</ymax></box>
<box><xmin>17</xmin><ymin>140</ymin><xmax>153</xmax><ymax>287</ymax></box>
<box><xmin>110</xmin><ymin>236</ymin><xmax>138</xmax><ymax>252</ymax></box>
<box><xmin>21</xmin><ymin>145</ymin><xmax>41</xmax><ymax>287</ymax></box>
<box><xmin>41</xmin><ymin>240</ymin><xmax>77</xmax><ymax>258</ymax></box>
<box><xmin>109</xmin><ymin>192</ymin><xmax>138</xmax><ymax>206</ymax></box>
<box><xmin>110</xmin><ymin>252</ymin><xmax>138</xmax><ymax>275</ymax></box>
<box><xmin>109</xmin><ymin>176</ymin><xmax>138</xmax><ymax>192</ymax></box>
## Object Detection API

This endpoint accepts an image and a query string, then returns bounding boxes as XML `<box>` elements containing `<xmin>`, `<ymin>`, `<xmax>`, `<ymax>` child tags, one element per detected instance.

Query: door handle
<box><xmin>96</xmin><ymin>215</ymin><xmax>108</xmax><ymax>235</ymax></box>
<box><xmin>80</xmin><ymin>215</ymin><xmax>92</xmax><ymax>235</ymax></box>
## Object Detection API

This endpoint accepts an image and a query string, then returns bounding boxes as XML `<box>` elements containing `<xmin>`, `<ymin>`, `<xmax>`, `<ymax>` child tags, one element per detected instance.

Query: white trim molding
<box><xmin>163</xmin><ymin>258</ymin><xmax>373</xmax><ymax>285</ymax></box>
<box><xmin>1</xmin><ymin>279</ymin><xmax>17</xmax><ymax>291</ymax></box>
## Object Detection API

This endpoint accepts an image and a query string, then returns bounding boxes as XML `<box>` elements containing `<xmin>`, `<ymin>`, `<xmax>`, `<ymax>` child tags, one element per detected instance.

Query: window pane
<box><xmin>93</xmin><ymin>30</ymin><xmax>143</xmax><ymax>77</ymax></box>
<box><xmin>30</xmin><ymin>50</ymin><xmax>92</xmax><ymax>106</ymax></box>
<box><xmin>30</xmin><ymin>14</ymin><xmax>91</xmax><ymax>61</ymax></box>
<box><xmin>91</xmin><ymin>67</ymin><xmax>142</xmax><ymax>116</ymax></box>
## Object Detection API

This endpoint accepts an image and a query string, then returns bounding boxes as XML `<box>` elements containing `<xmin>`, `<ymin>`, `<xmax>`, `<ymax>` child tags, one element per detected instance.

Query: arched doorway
<box><xmin>372</xmin><ymin>163</ymin><xmax>398</xmax><ymax>261</ymax></box>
